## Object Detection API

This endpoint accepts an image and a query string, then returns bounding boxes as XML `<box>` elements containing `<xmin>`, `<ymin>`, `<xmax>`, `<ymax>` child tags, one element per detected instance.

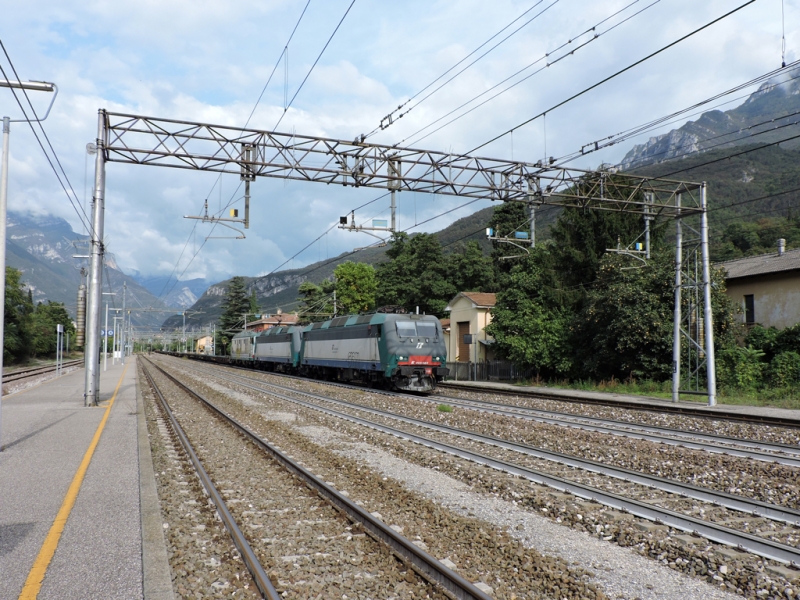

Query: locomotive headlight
<box><xmin>398</xmin><ymin>356</ymin><xmax>407</xmax><ymax>361</ymax></box>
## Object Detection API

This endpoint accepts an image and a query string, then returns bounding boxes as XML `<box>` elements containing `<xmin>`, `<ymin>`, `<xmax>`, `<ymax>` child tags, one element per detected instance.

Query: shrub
<box><xmin>770</xmin><ymin>351</ymin><xmax>800</xmax><ymax>387</ymax></box>
<box><xmin>717</xmin><ymin>346</ymin><xmax>766</xmax><ymax>390</ymax></box>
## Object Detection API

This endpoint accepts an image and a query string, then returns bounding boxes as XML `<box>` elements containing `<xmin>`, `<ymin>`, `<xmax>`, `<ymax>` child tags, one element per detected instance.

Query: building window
<box><xmin>744</xmin><ymin>294</ymin><xmax>755</xmax><ymax>324</ymax></box>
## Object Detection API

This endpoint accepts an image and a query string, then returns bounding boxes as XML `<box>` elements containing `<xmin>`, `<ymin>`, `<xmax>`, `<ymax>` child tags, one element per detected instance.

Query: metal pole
<box><xmin>244</xmin><ymin>179</ymin><xmax>250</xmax><ymax>229</ymax></box>
<box><xmin>391</xmin><ymin>189</ymin><xmax>396</xmax><ymax>233</ymax></box>
<box><xmin>84</xmin><ymin>110</ymin><xmax>106</xmax><ymax>406</ymax></box>
<box><xmin>699</xmin><ymin>183</ymin><xmax>717</xmax><ymax>406</ymax></box>
<box><xmin>104</xmin><ymin>302</ymin><xmax>108</xmax><ymax>371</ymax></box>
<box><xmin>182</xmin><ymin>312</ymin><xmax>186</xmax><ymax>352</ymax></box>
<box><xmin>671</xmin><ymin>195</ymin><xmax>683</xmax><ymax>403</ymax></box>
<box><xmin>0</xmin><ymin>116</ymin><xmax>9</xmax><ymax>447</ymax></box>
<box><xmin>530</xmin><ymin>202</ymin><xmax>536</xmax><ymax>247</ymax></box>
<box><xmin>121</xmin><ymin>282</ymin><xmax>126</xmax><ymax>365</ymax></box>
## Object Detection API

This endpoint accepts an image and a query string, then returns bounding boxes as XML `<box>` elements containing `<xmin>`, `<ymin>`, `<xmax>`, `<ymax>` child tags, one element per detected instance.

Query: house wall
<box><xmin>445</xmin><ymin>298</ymin><xmax>495</xmax><ymax>362</ymax></box>
<box><xmin>725</xmin><ymin>271</ymin><xmax>800</xmax><ymax>329</ymax></box>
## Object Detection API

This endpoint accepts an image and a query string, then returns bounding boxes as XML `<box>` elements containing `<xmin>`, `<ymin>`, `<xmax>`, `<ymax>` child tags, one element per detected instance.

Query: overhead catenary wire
<box><xmin>365</xmin><ymin>0</ymin><xmax>561</xmax><ymax>138</ymax></box>
<box><xmin>0</xmin><ymin>45</ymin><xmax>94</xmax><ymax>237</ymax></box>
<box><xmin>400</xmin><ymin>0</ymin><xmax>661</xmax><ymax>148</ymax></box>
<box><xmin>155</xmin><ymin>1</ymin><xmax>318</xmax><ymax>305</ymax></box>
<box><xmin>556</xmin><ymin>60</ymin><xmax>800</xmax><ymax>166</ymax></box>
<box><xmin>467</xmin><ymin>0</ymin><xmax>756</xmax><ymax>156</ymax></box>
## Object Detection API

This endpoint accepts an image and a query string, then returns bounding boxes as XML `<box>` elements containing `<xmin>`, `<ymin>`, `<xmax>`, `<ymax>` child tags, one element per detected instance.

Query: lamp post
<box><xmin>0</xmin><ymin>79</ymin><xmax>57</xmax><ymax>450</ymax></box>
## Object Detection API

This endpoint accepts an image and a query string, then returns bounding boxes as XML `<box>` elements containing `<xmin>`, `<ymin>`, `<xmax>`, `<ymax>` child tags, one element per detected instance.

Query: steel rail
<box><xmin>202</xmin><ymin>369</ymin><xmax>800</xmax><ymax>526</ymax></box>
<box><xmin>439</xmin><ymin>382</ymin><xmax>800</xmax><ymax>429</ymax></box>
<box><xmin>141</xmin><ymin>364</ymin><xmax>281</xmax><ymax>600</ymax></box>
<box><xmin>2</xmin><ymin>359</ymin><xmax>83</xmax><ymax>383</ymax></box>
<box><xmin>419</xmin><ymin>393</ymin><xmax>800</xmax><ymax>467</ymax></box>
<box><xmin>146</xmin><ymin>359</ymin><xmax>493</xmax><ymax>600</ymax></box>
<box><xmin>171</xmin><ymin>362</ymin><xmax>800</xmax><ymax>565</ymax></box>
<box><xmin>178</xmin><ymin>356</ymin><xmax>800</xmax><ymax>464</ymax></box>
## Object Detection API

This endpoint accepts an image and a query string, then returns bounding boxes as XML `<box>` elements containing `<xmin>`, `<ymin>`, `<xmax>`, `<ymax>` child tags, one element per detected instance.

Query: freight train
<box><xmin>226</xmin><ymin>312</ymin><xmax>448</xmax><ymax>393</ymax></box>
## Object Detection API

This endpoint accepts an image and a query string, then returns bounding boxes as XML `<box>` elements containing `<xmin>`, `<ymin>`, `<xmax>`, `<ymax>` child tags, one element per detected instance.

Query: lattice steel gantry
<box><xmin>84</xmin><ymin>109</ymin><xmax>716</xmax><ymax>406</ymax></box>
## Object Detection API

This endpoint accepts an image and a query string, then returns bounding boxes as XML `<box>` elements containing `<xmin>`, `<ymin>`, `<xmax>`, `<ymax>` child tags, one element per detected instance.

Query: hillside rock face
<box><xmin>5</xmin><ymin>211</ymin><xmax>171</xmax><ymax>326</ymax></box>
<box><xmin>621</xmin><ymin>73</ymin><xmax>800</xmax><ymax>170</ymax></box>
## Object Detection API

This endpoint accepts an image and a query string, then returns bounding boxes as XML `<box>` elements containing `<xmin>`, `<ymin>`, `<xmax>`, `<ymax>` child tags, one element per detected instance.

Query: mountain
<box><xmin>6</xmin><ymin>211</ymin><xmax>173</xmax><ymax>329</ymax></box>
<box><xmin>130</xmin><ymin>274</ymin><xmax>210</xmax><ymax>309</ymax></box>
<box><xmin>620</xmin><ymin>72</ymin><xmax>800</xmax><ymax>170</ymax></box>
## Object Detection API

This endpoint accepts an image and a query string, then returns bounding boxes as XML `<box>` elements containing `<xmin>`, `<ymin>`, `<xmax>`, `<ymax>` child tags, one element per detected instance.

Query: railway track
<box><xmin>2</xmin><ymin>359</ymin><xmax>83</xmax><ymax>385</ymax></box>
<box><xmin>141</xmin><ymin>358</ymin><xmax>495</xmax><ymax>600</ymax></box>
<box><xmin>159</xmin><ymin>356</ymin><xmax>800</xmax><ymax>564</ymax></box>
<box><xmin>439</xmin><ymin>382</ymin><xmax>800</xmax><ymax>430</ymax></box>
<box><xmin>161</xmin><ymin>357</ymin><xmax>800</xmax><ymax>568</ymax></box>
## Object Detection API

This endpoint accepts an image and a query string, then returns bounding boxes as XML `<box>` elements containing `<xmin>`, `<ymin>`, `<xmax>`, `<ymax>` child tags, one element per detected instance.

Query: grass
<box><xmin>513</xmin><ymin>376</ymin><xmax>800</xmax><ymax>410</ymax></box>
<box><xmin>437</xmin><ymin>404</ymin><xmax>454</xmax><ymax>413</ymax></box>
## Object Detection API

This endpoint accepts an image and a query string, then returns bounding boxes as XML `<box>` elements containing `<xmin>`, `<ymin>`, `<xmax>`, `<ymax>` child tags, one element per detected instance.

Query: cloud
<box><xmin>0</xmin><ymin>0</ymin><xmax>791</xmax><ymax>289</ymax></box>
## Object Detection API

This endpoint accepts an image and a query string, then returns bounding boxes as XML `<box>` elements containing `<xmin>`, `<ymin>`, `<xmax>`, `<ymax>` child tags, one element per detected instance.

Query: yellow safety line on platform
<box><xmin>18</xmin><ymin>365</ymin><xmax>129</xmax><ymax>600</ymax></box>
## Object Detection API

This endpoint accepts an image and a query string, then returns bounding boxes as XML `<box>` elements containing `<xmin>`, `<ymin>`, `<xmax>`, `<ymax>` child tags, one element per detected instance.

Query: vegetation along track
<box><xmin>142</xmin><ymin>357</ymin><xmax>514</xmax><ymax>600</ymax></box>
<box><xmin>157</xmin><ymin>355</ymin><xmax>800</xmax><ymax>598</ymax></box>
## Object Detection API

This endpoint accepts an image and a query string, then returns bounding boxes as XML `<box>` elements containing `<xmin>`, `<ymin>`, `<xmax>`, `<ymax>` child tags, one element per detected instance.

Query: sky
<box><xmin>0</xmin><ymin>0</ymin><xmax>796</xmax><ymax>293</ymax></box>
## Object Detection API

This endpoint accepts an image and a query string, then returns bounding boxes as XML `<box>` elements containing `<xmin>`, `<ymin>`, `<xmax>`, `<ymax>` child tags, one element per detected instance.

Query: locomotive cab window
<box><xmin>416</xmin><ymin>322</ymin><xmax>437</xmax><ymax>341</ymax></box>
<box><xmin>396</xmin><ymin>321</ymin><xmax>417</xmax><ymax>337</ymax></box>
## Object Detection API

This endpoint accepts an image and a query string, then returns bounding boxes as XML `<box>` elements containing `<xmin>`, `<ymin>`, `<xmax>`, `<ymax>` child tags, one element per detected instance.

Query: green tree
<box><xmin>376</xmin><ymin>232</ymin><xmax>456</xmax><ymax>315</ymax></box>
<box><xmin>31</xmin><ymin>301</ymin><xmax>76</xmax><ymax>357</ymax></box>
<box><xmin>218</xmin><ymin>276</ymin><xmax>250</xmax><ymax>353</ymax></box>
<box><xmin>334</xmin><ymin>261</ymin><xmax>376</xmax><ymax>315</ymax></box>
<box><xmin>4</xmin><ymin>267</ymin><xmax>34</xmax><ymax>364</ymax></box>
<box><xmin>446</xmin><ymin>241</ymin><xmax>495</xmax><ymax>293</ymax></box>
<box><xmin>297</xmin><ymin>279</ymin><xmax>335</xmax><ymax>321</ymax></box>
<box><xmin>575</xmin><ymin>251</ymin><xmax>676</xmax><ymax>380</ymax></box>
<box><xmin>485</xmin><ymin>248</ymin><xmax>572</xmax><ymax>376</ymax></box>
<box><xmin>249</xmin><ymin>289</ymin><xmax>259</xmax><ymax>315</ymax></box>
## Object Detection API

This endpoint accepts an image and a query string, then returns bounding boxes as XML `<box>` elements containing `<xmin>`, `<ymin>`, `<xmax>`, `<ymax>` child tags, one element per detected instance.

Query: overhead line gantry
<box><xmin>85</xmin><ymin>109</ymin><xmax>715</xmax><ymax>407</ymax></box>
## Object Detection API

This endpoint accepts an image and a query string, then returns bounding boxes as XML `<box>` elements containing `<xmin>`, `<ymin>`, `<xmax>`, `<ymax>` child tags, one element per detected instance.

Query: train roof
<box><xmin>304</xmin><ymin>312</ymin><xmax>440</xmax><ymax>331</ymax></box>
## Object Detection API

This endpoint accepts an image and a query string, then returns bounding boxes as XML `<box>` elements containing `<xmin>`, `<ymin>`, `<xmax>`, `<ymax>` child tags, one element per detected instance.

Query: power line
<box><xmin>0</xmin><ymin>45</ymin><xmax>94</xmax><ymax>237</ymax></box>
<box><xmin>400</xmin><ymin>0</ymin><xmax>660</xmax><ymax>148</ymax></box>
<box><xmin>155</xmin><ymin>2</ymin><xmax>315</xmax><ymax>305</ymax></box>
<box><xmin>467</xmin><ymin>0</ymin><xmax>756</xmax><ymax>156</ymax></box>
<box><xmin>365</xmin><ymin>0</ymin><xmax>560</xmax><ymax>138</ymax></box>
<box><xmin>559</xmin><ymin>61</ymin><xmax>800</xmax><ymax>166</ymax></box>
<box><xmin>273</xmin><ymin>0</ymin><xmax>356</xmax><ymax>132</ymax></box>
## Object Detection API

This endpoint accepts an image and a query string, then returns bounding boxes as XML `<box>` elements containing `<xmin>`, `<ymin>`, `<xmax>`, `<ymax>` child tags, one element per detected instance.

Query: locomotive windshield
<box><xmin>396</xmin><ymin>321</ymin><xmax>417</xmax><ymax>337</ymax></box>
<box><xmin>416</xmin><ymin>322</ymin><xmax>438</xmax><ymax>339</ymax></box>
<box><xmin>396</xmin><ymin>320</ymin><xmax>438</xmax><ymax>340</ymax></box>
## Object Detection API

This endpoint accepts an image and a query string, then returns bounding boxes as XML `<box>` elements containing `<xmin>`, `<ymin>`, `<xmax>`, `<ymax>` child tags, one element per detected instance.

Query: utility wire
<box><xmin>155</xmin><ymin>2</ymin><xmax>315</xmax><ymax>305</ymax></box>
<box><xmin>467</xmin><ymin>0</ymin><xmax>756</xmax><ymax>156</ymax></box>
<box><xmin>0</xmin><ymin>47</ymin><xmax>94</xmax><ymax>237</ymax></box>
<box><xmin>273</xmin><ymin>0</ymin><xmax>356</xmax><ymax>132</ymax></box>
<box><xmin>365</xmin><ymin>0</ymin><xmax>560</xmax><ymax>138</ymax></box>
<box><xmin>400</xmin><ymin>0</ymin><xmax>659</xmax><ymax>147</ymax></box>
<box><xmin>559</xmin><ymin>60</ymin><xmax>800</xmax><ymax>166</ymax></box>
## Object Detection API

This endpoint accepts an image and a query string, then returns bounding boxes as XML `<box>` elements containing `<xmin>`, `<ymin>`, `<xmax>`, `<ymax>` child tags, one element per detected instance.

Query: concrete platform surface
<box><xmin>0</xmin><ymin>357</ymin><xmax>172</xmax><ymax>600</ymax></box>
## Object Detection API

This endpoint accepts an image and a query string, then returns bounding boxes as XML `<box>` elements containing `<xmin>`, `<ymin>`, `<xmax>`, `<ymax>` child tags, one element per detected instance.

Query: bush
<box><xmin>770</xmin><ymin>351</ymin><xmax>800</xmax><ymax>387</ymax></box>
<box><xmin>775</xmin><ymin>324</ymin><xmax>800</xmax><ymax>355</ymax></box>
<box><xmin>717</xmin><ymin>346</ymin><xmax>766</xmax><ymax>390</ymax></box>
<box><xmin>745</xmin><ymin>325</ymin><xmax>779</xmax><ymax>362</ymax></box>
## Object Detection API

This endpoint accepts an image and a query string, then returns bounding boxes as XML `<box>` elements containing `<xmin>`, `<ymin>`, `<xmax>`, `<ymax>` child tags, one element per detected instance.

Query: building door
<box><xmin>457</xmin><ymin>321</ymin><xmax>471</xmax><ymax>362</ymax></box>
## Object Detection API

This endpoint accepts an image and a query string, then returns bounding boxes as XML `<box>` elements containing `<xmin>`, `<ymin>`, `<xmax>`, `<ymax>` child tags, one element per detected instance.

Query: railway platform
<box><xmin>444</xmin><ymin>379</ymin><xmax>800</xmax><ymax>424</ymax></box>
<box><xmin>0</xmin><ymin>357</ymin><xmax>173</xmax><ymax>600</ymax></box>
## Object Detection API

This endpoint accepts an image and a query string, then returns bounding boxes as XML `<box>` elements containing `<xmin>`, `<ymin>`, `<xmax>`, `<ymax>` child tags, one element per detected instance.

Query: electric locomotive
<box><xmin>228</xmin><ymin>312</ymin><xmax>448</xmax><ymax>392</ymax></box>
<box><xmin>300</xmin><ymin>312</ymin><xmax>447</xmax><ymax>392</ymax></box>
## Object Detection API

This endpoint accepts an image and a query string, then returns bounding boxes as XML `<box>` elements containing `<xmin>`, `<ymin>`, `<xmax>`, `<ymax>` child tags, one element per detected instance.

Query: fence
<box><xmin>445</xmin><ymin>360</ymin><xmax>535</xmax><ymax>382</ymax></box>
